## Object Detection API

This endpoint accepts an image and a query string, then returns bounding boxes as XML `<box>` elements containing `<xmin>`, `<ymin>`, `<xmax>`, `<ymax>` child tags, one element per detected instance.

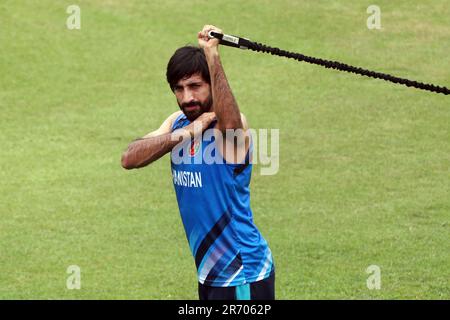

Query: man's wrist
<box><xmin>204</xmin><ymin>46</ymin><xmax>219</xmax><ymax>59</ymax></box>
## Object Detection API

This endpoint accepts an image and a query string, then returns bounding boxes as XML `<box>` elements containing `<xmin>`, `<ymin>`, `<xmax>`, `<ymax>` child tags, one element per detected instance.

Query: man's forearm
<box><xmin>204</xmin><ymin>48</ymin><xmax>243</xmax><ymax>131</ymax></box>
<box><xmin>122</xmin><ymin>112</ymin><xmax>216</xmax><ymax>170</ymax></box>
<box><xmin>121</xmin><ymin>133</ymin><xmax>181</xmax><ymax>169</ymax></box>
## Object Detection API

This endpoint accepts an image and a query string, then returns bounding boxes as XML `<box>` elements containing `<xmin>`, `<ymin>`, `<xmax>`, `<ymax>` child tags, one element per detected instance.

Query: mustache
<box><xmin>181</xmin><ymin>101</ymin><xmax>202</xmax><ymax>109</ymax></box>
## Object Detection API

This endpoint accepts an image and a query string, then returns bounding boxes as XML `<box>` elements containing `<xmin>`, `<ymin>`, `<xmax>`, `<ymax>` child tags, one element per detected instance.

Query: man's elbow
<box><xmin>121</xmin><ymin>152</ymin><xmax>135</xmax><ymax>170</ymax></box>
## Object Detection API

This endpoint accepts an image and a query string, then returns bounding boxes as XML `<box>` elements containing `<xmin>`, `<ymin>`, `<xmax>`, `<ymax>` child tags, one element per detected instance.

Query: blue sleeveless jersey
<box><xmin>170</xmin><ymin>113</ymin><xmax>274</xmax><ymax>287</ymax></box>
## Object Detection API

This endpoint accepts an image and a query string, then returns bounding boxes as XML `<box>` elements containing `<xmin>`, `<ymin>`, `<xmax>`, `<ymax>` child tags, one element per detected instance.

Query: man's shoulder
<box><xmin>169</xmin><ymin>110</ymin><xmax>184</xmax><ymax>121</ymax></box>
<box><xmin>167</xmin><ymin>110</ymin><xmax>184</xmax><ymax>127</ymax></box>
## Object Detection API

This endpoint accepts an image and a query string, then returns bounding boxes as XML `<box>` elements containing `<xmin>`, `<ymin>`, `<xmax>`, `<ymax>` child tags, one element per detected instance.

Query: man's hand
<box><xmin>198</xmin><ymin>25</ymin><xmax>222</xmax><ymax>51</ymax></box>
<box><xmin>181</xmin><ymin>112</ymin><xmax>216</xmax><ymax>138</ymax></box>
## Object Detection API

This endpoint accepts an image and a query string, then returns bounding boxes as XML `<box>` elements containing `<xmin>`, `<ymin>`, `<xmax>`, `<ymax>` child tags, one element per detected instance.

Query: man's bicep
<box><xmin>215</xmin><ymin>113</ymin><xmax>251</xmax><ymax>164</ymax></box>
<box><xmin>142</xmin><ymin>111</ymin><xmax>182</xmax><ymax>138</ymax></box>
<box><xmin>142</xmin><ymin>127</ymin><xmax>167</xmax><ymax>139</ymax></box>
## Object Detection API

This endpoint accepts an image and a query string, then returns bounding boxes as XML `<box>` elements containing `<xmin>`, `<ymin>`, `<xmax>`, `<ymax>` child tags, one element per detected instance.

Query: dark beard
<box><xmin>179</xmin><ymin>95</ymin><xmax>213</xmax><ymax>121</ymax></box>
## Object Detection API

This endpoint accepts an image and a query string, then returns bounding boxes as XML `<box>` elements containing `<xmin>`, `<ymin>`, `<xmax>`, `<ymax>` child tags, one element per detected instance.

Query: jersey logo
<box><xmin>189</xmin><ymin>138</ymin><xmax>200</xmax><ymax>157</ymax></box>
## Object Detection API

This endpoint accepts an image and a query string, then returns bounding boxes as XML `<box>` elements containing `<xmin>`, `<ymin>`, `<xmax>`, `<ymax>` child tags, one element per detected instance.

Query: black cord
<box><xmin>209</xmin><ymin>31</ymin><xmax>450</xmax><ymax>96</ymax></box>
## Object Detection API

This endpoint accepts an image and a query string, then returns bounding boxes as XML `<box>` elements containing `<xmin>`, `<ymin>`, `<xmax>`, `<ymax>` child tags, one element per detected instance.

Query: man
<box><xmin>121</xmin><ymin>25</ymin><xmax>274</xmax><ymax>300</ymax></box>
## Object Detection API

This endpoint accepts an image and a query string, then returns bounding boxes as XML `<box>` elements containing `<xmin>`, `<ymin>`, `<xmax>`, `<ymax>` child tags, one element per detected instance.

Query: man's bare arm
<box><xmin>121</xmin><ymin>112</ymin><xmax>216</xmax><ymax>169</ymax></box>
<box><xmin>198</xmin><ymin>25</ymin><xmax>250</xmax><ymax>163</ymax></box>
<box><xmin>121</xmin><ymin>111</ymin><xmax>181</xmax><ymax>169</ymax></box>
<box><xmin>199</xmin><ymin>26</ymin><xmax>243</xmax><ymax>132</ymax></box>
<box><xmin>121</xmin><ymin>134</ymin><xmax>182</xmax><ymax>169</ymax></box>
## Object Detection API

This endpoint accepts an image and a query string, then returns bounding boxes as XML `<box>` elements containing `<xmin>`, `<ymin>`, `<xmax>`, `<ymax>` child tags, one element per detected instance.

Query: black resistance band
<box><xmin>208</xmin><ymin>31</ymin><xmax>449</xmax><ymax>96</ymax></box>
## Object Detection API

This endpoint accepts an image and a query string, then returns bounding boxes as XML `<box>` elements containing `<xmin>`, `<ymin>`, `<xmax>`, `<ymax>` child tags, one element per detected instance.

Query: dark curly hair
<box><xmin>166</xmin><ymin>46</ymin><xmax>211</xmax><ymax>91</ymax></box>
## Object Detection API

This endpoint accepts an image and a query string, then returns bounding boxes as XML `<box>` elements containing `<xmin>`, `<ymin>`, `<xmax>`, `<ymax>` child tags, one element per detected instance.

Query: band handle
<box><xmin>207</xmin><ymin>31</ymin><xmax>249</xmax><ymax>50</ymax></box>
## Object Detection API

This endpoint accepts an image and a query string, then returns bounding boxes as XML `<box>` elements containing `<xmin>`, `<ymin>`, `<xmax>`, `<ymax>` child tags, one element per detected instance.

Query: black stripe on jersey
<box><xmin>233</xmin><ymin>150</ymin><xmax>251</xmax><ymax>177</ymax></box>
<box><xmin>233</xmin><ymin>161</ymin><xmax>250</xmax><ymax>177</ymax></box>
<box><xmin>203</xmin><ymin>252</ymin><xmax>243</xmax><ymax>286</ymax></box>
<box><xmin>195</xmin><ymin>211</ymin><xmax>231</xmax><ymax>269</ymax></box>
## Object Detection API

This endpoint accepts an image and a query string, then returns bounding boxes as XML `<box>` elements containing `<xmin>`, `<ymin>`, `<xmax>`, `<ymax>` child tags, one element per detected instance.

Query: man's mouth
<box><xmin>184</xmin><ymin>105</ymin><xmax>200</xmax><ymax>112</ymax></box>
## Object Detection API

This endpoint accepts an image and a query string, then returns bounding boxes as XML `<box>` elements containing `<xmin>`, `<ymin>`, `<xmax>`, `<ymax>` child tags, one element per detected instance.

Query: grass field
<box><xmin>1</xmin><ymin>0</ymin><xmax>449</xmax><ymax>299</ymax></box>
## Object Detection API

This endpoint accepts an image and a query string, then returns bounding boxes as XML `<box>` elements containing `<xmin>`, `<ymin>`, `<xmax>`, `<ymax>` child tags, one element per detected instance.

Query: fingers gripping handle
<box><xmin>207</xmin><ymin>31</ymin><xmax>249</xmax><ymax>50</ymax></box>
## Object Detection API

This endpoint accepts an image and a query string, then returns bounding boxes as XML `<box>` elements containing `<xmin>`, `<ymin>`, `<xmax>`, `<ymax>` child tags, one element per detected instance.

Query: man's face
<box><xmin>173</xmin><ymin>73</ymin><xmax>212</xmax><ymax>121</ymax></box>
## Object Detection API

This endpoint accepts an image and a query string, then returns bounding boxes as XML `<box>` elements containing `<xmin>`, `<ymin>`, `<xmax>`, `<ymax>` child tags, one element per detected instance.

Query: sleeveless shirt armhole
<box><xmin>171</xmin><ymin>113</ymin><xmax>187</xmax><ymax>132</ymax></box>
<box><xmin>220</xmin><ymin>139</ymin><xmax>253</xmax><ymax>169</ymax></box>
<box><xmin>207</xmin><ymin>120</ymin><xmax>253</xmax><ymax>168</ymax></box>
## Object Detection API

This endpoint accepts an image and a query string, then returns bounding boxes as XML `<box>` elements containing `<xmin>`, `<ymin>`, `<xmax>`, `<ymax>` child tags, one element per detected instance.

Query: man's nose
<box><xmin>181</xmin><ymin>88</ymin><xmax>195</xmax><ymax>104</ymax></box>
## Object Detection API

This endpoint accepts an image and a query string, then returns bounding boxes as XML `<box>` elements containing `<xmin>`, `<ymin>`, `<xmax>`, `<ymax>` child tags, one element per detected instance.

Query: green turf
<box><xmin>0</xmin><ymin>0</ymin><xmax>449</xmax><ymax>299</ymax></box>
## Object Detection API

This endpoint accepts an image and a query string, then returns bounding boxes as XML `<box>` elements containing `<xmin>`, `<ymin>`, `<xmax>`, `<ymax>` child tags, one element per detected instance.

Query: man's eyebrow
<box><xmin>186</xmin><ymin>81</ymin><xmax>203</xmax><ymax>86</ymax></box>
<box><xmin>175</xmin><ymin>80</ymin><xmax>204</xmax><ymax>88</ymax></box>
